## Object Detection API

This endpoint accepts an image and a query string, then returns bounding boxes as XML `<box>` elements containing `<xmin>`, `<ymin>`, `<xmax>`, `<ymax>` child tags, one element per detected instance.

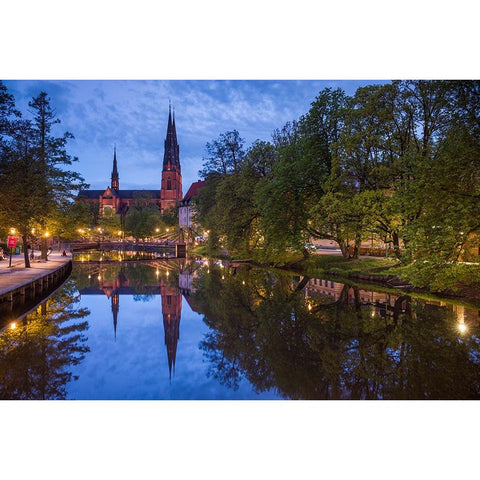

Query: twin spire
<box><xmin>111</xmin><ymin>103</ymin><xmax>180</xmax><ymax>192</ymax></box>
<box><xmin>164</xmin><ymin>102</ymin><xmax>180</xmax><ymax>171</ymax></box>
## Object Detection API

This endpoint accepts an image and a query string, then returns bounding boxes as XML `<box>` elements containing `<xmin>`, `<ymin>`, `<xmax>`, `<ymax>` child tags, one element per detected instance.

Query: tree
<box><xmin>28</xmin><ymin>92</ymin><xmax>87</xmax><ymax>259</ymax></box>
<box><xmin>0</xmin><ymin>86</ymin><xmax>87</xmax><ymax>266</ymax></box>
<box><xmin>200</xmin><ymin>130</ymin><xmax>246</xmax><ymax>177</ymax></box>
<box><xmin>124</xmin><ymin>200</ymin><xmax>162</xmax><ymax>240</ymax></box>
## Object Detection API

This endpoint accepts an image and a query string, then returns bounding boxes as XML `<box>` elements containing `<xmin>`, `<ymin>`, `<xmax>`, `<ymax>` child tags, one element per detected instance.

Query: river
<box><xmin>1</xmin><ymin>256</ymin><xmax>479</xmax><ymax>400</ymax></box>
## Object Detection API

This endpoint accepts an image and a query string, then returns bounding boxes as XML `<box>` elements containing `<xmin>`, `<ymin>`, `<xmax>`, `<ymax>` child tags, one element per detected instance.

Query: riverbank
<box><xmin>0</xmin><ymin>252</ymin><xmax>72</xmax><ymax>299</ymax></box>
<box><xmin>225</xmin><ymin>251</ymin><xmax>480</xmax><ymax>304</ymax></box>
<box><xmin>284</xmin><ymin>254</ymin><xmax>480</xmax><ymax>303</ymax></box>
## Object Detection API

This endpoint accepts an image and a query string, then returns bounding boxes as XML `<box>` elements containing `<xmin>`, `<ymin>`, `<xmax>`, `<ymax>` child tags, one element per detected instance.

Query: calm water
<box><xmin>1</xmin><ymin>258</ymin><xmax>480</xmax><ymax>400</ymax></box>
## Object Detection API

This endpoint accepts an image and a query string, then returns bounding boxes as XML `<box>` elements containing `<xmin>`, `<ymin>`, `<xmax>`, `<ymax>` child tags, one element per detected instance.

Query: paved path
<box><xmin>0</xmin><ymin>252</ymin><xmax>71</xmax><ymax>296</ymax></box>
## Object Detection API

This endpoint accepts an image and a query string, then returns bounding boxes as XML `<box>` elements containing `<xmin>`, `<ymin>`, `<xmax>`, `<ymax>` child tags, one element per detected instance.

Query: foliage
<box><xmin>193</xmin><ymin>81</ymin><xmax>480</xmax><ymax>292</ymax></box>
<box><xmin>0</xmin><ymin>83</ymin><xmax>87</xmax><ymax>266</ymax></box>
<box><xmin>124</xmin><ymin>200</ymin><xmax>162</xmax><ymax>240</ymax></box>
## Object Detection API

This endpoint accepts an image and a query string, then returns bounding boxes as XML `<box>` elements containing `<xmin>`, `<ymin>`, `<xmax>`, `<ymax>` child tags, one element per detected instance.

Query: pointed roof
<box><xmin>112</xmin><ymin>145</ymin><xmax>118</xmax><ymax>176</ymax></box>
<box><xmin>163</xmin><ymin>105</ymin><xmax>181</xmax><ymax>171</ymax></box>
<box><xmin>180</xmin><ymin>180</ymin><xmax>206</xmax><ymax>206</ymax></box>
<box><xmin>111</xmin><ymin>145</ymin><xmax>119</xmax><ymax>190</ymax></box>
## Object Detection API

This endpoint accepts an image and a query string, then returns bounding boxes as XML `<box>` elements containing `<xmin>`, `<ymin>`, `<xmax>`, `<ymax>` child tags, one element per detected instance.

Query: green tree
<box><xmin>124</xmin><ymin>200</ymin><xmax>162</xmax><ymax>240</ymax></box>
<box><xmin>28</xmin><ymin>92</ymin><xmax>87</xmax><ymax>259</ymax></box>
<box><xmin>200</xmin><ymin>130</ymin><xmax>246</xmax><ymax>177</ymax></box>
<box><xmin>0</xmin><ymin>86</ymin><xmax>87</xmax><ymax>266</ymax></box>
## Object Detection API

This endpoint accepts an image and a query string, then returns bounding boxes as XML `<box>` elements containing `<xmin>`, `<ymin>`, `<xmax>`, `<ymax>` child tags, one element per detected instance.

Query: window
<box><xmin>167</xmin><ymin>177</ymin><xmax>172</xmax><ymax>189</ymax></box>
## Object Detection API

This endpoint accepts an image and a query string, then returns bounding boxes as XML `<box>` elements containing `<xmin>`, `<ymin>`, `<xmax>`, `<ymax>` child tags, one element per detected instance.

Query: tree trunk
<box><xmin>22</xmin><ymin>234</ymin><xmax>31</xmax><ymax>268</ymax></box>
<box><xmin>41</xmin><ymin>237</ymin><xmax>48</xmax><ymax>261</ymax></box>
<box><xmin>339</xmin><ymin>241</ymin><xmax>349</xmax><ymax>259</ymax></box>
<box><xmin>353</xmin><ymin>231</ymin><xmax>362</xmax><ymax>259</ymax></box>
<box><xmin>392</xmin><ymin>232</ymin><xmax>402</xmax><ymax>260</ymax></box>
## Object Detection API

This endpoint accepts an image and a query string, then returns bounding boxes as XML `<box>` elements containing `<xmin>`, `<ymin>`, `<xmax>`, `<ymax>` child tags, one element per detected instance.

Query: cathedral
<box><xmin>78</xmin><ymin>105</ymin><xmax>183</xmax><ymax>216</ymax></box>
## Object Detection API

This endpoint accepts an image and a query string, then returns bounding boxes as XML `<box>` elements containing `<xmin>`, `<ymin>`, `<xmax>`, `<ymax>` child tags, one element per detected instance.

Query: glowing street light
<box><xmin>458</xmin><ymin>323</ymin><xmax>468</xmax><ymax>334</ymax></box>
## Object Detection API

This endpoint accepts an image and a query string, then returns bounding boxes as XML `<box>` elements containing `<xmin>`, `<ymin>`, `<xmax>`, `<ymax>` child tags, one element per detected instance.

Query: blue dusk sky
<box><xmin>3</xmin><ymin>80</ymin><xmax>387</xmax><ymax>193</ymax></box>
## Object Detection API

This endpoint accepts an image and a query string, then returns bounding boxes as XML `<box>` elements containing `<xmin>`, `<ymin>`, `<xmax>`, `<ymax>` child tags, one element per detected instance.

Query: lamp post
<box><xmin>43</xmin><ymin>231</ymin><xmax>50</xmax><ymax>261</ymax></box>
<box><xmin>8</xmin><ymin>228</ymin><xmax>16</xmax><ymax>268</ymax></box>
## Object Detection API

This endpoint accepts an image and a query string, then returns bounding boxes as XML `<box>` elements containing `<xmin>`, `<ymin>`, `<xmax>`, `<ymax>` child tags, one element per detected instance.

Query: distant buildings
<box><xmin>179</xmin><ymin>180</ymin><xmax>206</xmax><ymax>243</ymax></box>
<box><xmin>78</xmin><ymin>105</ymin><xmax>183</xmax><ymax>218</ymax></box>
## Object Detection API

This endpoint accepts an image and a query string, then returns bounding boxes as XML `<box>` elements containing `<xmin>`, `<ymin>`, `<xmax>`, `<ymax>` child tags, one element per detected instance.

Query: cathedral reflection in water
<box><xmin>78</xmin><ymin>262</ymin><xmax>202</xmax><ymax>380</ymax></box>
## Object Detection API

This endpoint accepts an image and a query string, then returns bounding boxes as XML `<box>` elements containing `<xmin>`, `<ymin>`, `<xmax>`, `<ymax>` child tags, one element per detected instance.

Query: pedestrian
<box><xmin>62</xmin><ymin>250</ymin><xmax>67</xmax><ymax>256</ymax></box>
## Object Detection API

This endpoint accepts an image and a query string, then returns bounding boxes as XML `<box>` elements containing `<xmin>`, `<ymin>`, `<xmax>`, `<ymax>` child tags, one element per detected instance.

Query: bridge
<box><xmin>70</xmin><ymin>240</ymin><xmax>187</xmax><ymax>258</ymax></box>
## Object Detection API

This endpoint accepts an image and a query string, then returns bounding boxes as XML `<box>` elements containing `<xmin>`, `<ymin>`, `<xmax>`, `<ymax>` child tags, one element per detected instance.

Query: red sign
<box><xmin>7</xmin><ymin>236</ymin><xmax>17</xmax><ymax>248</ymax></box>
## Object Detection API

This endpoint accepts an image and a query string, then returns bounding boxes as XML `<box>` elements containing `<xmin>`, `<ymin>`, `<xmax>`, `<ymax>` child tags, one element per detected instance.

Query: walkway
<box><xmin>0</xmin><ymin>252</ymin><xmax>71</xmax><ymax>296</ymax></box>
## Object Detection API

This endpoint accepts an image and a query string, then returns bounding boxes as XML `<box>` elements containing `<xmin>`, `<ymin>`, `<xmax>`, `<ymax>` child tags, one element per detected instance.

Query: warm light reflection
<box><xmin>307</xmin><ymin>303</ymin><xmax>312</xmax><ymax>311</ymax></box>
<box><xmin>10</xmin><ymin>322</ymin><xmax>16</xmax><ymax>330</ymax></box>
<box><xmin>458</xmin><ymin>323</ymin><xmax>468</xmax><ymax>334</ymax></box>
<box><xmin>9</xmin><ymin>227</ymin><xmax>16</xmax><ymax>234</ymax></box>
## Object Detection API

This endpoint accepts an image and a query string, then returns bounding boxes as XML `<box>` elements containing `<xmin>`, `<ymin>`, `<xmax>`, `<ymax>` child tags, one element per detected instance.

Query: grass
<box><xmin>301</xmin><ymin>254</ymin><xmax>400</xmax><ymax>277</ymax></box>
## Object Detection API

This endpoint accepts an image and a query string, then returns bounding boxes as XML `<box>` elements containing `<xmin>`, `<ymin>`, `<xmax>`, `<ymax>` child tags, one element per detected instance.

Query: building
<box><xmin>178</xmin><ymin>180</ymin><xmax>206</xmax><ymax>243</ymax></box>
<box><xmin>78</xmin><ymin>105</ymin><xmax>183</xmax><ymax>218</ymax></box>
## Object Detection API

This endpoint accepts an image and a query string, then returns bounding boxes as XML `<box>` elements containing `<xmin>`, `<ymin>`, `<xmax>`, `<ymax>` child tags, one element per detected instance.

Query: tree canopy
<box><xmin>196</xmin><ymin>81</ymin><xmax>480</xmax><ymax>289</ymax></box>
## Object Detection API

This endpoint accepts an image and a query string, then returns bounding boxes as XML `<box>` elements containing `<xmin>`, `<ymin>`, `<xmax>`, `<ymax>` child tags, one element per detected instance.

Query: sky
<box><xmin>3</xmin><ymin>80</ymin><xmax>387</xmax><ymax>193</ymax></box>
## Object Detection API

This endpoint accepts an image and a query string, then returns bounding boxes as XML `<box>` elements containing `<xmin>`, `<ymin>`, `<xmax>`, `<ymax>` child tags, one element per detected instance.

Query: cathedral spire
<box><xmin>163</xmin><ymin>104</ymin><xmax>180</xmax><ymax>171</ymax></box>
<box><xmin>160</xmin><ymin>105</ymin><xmax>182</xmax><ymax>212</ymax></box>
<box><xmin>111</xmin><ymin>145</ymin><xmax>119</xmax><ymax>191</ymax></box>
<box><xmin>111</xmin><ymin>292</ymin><xmax>119</xmax><ymax>341</ymax></box>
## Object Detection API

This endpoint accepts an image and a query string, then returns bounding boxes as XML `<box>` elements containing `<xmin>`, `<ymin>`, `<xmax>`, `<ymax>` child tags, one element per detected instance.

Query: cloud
<box><xmin>3</xmin><ymin>79</ymin><xmax>388</xmax><ymax>191</ymax></box>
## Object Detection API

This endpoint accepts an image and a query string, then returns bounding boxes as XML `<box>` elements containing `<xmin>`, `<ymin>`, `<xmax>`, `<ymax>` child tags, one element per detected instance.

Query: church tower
<box><xmin>160</xmin><ymin>105</ymin><xmax>182</xmax><ymax>213</ymax></box>
<box><xmin>111</xmin><ymin>145</ymin><xmax>119</xmax><ymax>191</ymax></box>
<box><xmin>160</xmin><ymin>279</ymin><xmax>182</xmax><ymax>380</ymax></box>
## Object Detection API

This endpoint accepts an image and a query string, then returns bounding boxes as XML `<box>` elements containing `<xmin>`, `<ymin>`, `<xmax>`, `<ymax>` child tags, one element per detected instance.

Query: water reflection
<box><xmin>189</xmin><ymin>263</ymin><xmax>480</xmax><ymax>399</ymax></box>
<box><xmin>73</xmin><ymin>261</ymin><xmax>184</xmax><ymax>380</ymax></box>
<box><xmin>0</xmin><ymin>281</ymin><xmax>90</xmax><ymax>399</ymax></box>
<box><xmin>1</xmin><ymin>258</ymin><xmax>480</xmax><ymax>399</ymax></box>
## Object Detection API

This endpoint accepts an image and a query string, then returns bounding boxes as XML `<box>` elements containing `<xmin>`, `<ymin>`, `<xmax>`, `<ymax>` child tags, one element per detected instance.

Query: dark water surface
<box><xmin>1</xmin><ymin>258</ymin><xmax>480</xmax><ymax>400</ymax></box>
